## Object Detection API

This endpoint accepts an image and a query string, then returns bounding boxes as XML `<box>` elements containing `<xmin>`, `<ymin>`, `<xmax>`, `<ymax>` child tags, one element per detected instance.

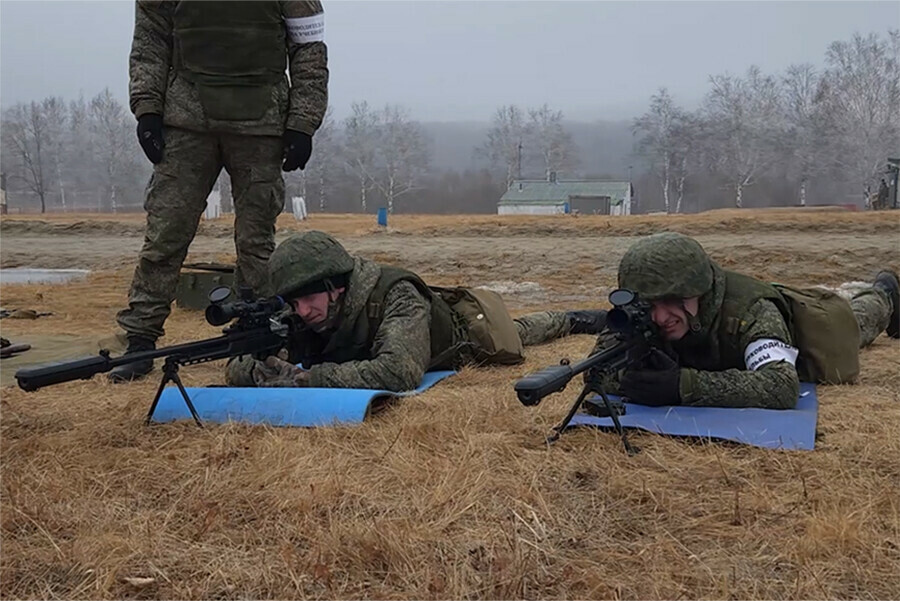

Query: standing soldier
<box><xmin>110</xmin><ymin>1</ymin><xmax>329</xmax><ymax>382</ymax></box>
<box><xmin>875</xmin><ymin>178</ymin><xmax>890</xmax><ymax>211</ymax></box>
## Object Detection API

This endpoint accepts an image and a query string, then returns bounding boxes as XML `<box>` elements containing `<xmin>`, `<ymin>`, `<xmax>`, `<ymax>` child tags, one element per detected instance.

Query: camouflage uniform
<box><xmin>292</xmin><ymin>258</ymin><xmax>569</xmax><ymax>391</ymax></box>
<box><xmin>226</xmin><ymin>232</ymin><xmax>581</xmax><ymax>392</ymax></box>
<box><xmin>117</xmin><ymin>0</ymin><xmax>328</xmax><ymax>341</ymax></box>
<box><xmin>588</xmin><ymin>233</ymin><xmax>896</xmax><ymax>409</ymax></box>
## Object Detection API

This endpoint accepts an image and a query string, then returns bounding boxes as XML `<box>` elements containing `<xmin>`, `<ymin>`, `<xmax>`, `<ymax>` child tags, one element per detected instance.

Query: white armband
<box><xmin>744</xmin><ymin>338</ymin><xmax>799</xmax><ymax>371</ymax></box>
<box><xmin>285</xmin><ymin>13</ymin><xmax>325</xmax><ymax>44</ymax></box>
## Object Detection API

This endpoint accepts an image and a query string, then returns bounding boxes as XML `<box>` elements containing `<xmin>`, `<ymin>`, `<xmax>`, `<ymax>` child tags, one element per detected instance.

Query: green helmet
<box><xmin>268</xmin><ymin>231</ymin><xmax>355</xmax><ymax>298</ymax></box>
<box><xmin>617</xmin><ymin>232</ymin><xmax>714</xmax><ymax>300</ymax></box>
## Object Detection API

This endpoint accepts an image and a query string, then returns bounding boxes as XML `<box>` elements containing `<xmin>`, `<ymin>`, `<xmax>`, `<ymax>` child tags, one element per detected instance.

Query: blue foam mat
<box><xmin>150</xmin><ymin>370</ymin><xmax>456</xmax><ymax>427</ymax></box>
<box><xmin>567</xmin><ymin>382</ymin><xmax>818</xmax><ymax>450</ymax></box>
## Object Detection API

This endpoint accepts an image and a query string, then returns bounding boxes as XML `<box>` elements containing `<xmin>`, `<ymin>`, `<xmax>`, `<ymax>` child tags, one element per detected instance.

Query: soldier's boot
<box><xmin>566</xmin><ymin>310</ymin><xmax>608</xmax><ymax>335</ymax></box>
<box><xmin>108</xmin><ymin>336</ymin><xmax>156</xmax><ymax>383</ymax></box>
<box><xmin>873</xmin><ymin>270</ymin><xmax>900</xmax><ymax>339</ymax></box>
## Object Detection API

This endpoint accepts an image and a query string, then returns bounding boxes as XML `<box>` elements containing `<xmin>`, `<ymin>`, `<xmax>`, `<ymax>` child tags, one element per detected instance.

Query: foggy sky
<box><xmin>1</xmin><ymin>1</ymin><xmax>897</xmax><ymax>122</ymax></box>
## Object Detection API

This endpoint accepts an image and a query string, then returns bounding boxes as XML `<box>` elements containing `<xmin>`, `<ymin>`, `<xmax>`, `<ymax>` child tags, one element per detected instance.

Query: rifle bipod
<box><xmin>546</xmin><ymin>382</ymin><xmax>639</xmax><ymax>455</ymax></box>
<box><xmin>144</xmin><ymin>356</ymin><xmax>203</xmax><ymax>427</ymax></box>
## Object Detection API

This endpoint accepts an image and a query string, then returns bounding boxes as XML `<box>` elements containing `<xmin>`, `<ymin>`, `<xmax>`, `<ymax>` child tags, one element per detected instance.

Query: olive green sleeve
<box><xmin>129</xmin><ymin>0</ymin><xmax>175</xmax><ymax>119</ymax></box>
<box><xmin>281</xmin><ymin>1</ymin><xmax>329</xmax><ymax>135</ymax></box>
<box><xmin>306</xmin><ymin>282</ymin><xmax>431</xmax><ymax>392</ymax></box>
<box><xmin>680</xmin><ymin>299</ymin><xmax>801</xmax><ymax>409</ymax></box>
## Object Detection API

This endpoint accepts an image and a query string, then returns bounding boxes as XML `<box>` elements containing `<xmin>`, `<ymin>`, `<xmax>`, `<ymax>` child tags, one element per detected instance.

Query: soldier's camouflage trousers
<box><xmin>852</xmin><ymin>286</ymin><xmax>892</xmax><ymax>348</ymax></box>
<box><xmin>514</xmin><ymin>310</ymin><xmax>571</xmax><ymax>346</ymax></box>
<box><xmin>117</xmin><ymin>127</ymin><xmax>285</xmax><ymax>341</ymax></box>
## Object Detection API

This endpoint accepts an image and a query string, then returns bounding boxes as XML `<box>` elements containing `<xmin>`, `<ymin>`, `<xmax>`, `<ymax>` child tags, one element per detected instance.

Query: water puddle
<box><xmin>0</xmin><ymin>268</ymin><xmax>90</xmax><ymax>285</ymax></box>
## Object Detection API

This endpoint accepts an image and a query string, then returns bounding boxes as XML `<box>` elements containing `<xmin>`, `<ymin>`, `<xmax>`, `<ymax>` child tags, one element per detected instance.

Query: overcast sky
<box><xmin>1</xmin><ymin>1</ymin><xmax>897</xmax><ymax>122</ymax></box>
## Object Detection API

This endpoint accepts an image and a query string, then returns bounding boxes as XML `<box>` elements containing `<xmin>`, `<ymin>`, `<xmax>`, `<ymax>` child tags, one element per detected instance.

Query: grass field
<box><xmin>1</xmin><ymin>210</ymin><xmax>898</xmax><ymax>599</ymax></box>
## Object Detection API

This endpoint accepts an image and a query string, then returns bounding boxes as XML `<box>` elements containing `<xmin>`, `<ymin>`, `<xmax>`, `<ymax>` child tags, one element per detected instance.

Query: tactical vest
<box><xmin>302</xmin><ymin>265</ymin><xmax>462</xmax><ymax>370</ymax></box>
<box><xmin>173</xmin><ymin>1</ymin><xmax>287</xmax><ymax>120</ymax></box>
<box><xmin>716</xmin><ymin>270</ymin><xmax>860</xmax><ymax>384</ymax></box>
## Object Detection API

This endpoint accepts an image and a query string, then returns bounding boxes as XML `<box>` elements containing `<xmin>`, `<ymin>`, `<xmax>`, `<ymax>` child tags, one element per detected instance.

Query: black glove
<box><xmin>282</xmin><ymin>129</ymin><xmax>313</xmax><ymax>171</ymax></box>
<box><xmin>136</xmin><ymin>113</ymin><xmax>164</xmax><ymax>164</ymax></box>
<box><xmin>620</xmin><ymin>349</ymin><xmax>682</xmax><ymax>406</ymax></box>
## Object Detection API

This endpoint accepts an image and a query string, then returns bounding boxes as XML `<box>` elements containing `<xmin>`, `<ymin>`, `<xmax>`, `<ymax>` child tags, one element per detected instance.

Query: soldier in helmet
<box><xmin>110</xmin><ymin>0</ymin><xmax>329</xmax><ymax>382</ymax></box>
<box><xmin>226</xmin><ymin>231</ymin><xmax>609</xmax><ymax>391</ymax></box>
<box><xmin>586</xmin><ymin>232</ymin><xmax>899</xmax><ymax>409</ymax></box>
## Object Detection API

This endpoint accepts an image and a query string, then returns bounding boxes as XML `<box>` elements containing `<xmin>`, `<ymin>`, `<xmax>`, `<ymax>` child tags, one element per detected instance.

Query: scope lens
<box><xmin>607</xmin><ymin>307</ymin><xmax>630</xmax><ymax>331</ymax></box>
<box><xmin>205</xmin><ymin>304</ymin><xmax>231</xmax><ymax>326</ymax></box>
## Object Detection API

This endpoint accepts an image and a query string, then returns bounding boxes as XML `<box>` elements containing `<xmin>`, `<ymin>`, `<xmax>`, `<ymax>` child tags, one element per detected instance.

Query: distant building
<box><xmin>498</xmin><ymin>173</ymin><xmax>634</xmax><ymax>215</ymax></box>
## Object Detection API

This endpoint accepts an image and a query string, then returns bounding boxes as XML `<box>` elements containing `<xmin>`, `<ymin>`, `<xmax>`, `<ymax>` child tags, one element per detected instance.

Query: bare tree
<box><xmin>525</xmin><ymin>103</ymin><xmax>578</xmax><ymax>180</ymax></box>
<box><xmin>371</xmin><ymin>104</ymin><xmax>430</xmax><ymax>214</ymax></box>
<box><xmin>305</xmin><ymin>107</ymin><xmax>338</xmax><ymax>212</ymax></box>
<box><xmin>670</xmin><ymin>112</ymin><xmax>701</xmax><ymax>214</ymax></box>
<box><xmin>782</xmin><ymin>64</ymin><xmax>823</xmax><ymax>206</ymax></box>
<box><xmin>478</xmin><ymin>105</ymin><xmax>527</xmax><ymax>190</ymax></box>
<box><xmin>67</xmin><ymin>95</ymin><xmax>96</xmax><ymax>210</ymax></box>
<box><xmin>39</xmin><ymin>97</ymin><xmax>69</xmax><ymax>210</ymax></box>
<box><xmin>633</xmin><ymin>88</ymin><xmax>686</xmax><ymax>213</ymax></box>
<box><xmin>703</xmin><ymin>66</ymin><xmax>784</xmax><ymax>207</ymax></box>
<box><xmin>1</xmin><ymin>101</ymin><xmax>57</xmax><ymax>212</ymax></box>
<box><xmin>89</xmin><ymin>88</ymin><xmax>134</xmax><ymax>212</ymax></box>
<box><xmin>341</xmin><ymin>101</ymin><xmax>379</xmax><ymax>212</ymax></box>
<box><xmin>817</xmin><ymin>31</ymin><xmax>900</xmax><ymax>202</ymax></box>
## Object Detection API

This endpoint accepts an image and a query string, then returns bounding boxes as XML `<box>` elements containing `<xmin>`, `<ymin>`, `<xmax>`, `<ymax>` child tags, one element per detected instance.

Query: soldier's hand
<box><xmin>252</xmin><ymin>356</ymin><xmax>310</xmax><ymax>388</ymax></box>
<box><xmin>136</xmin><ymin>114</ymin><xmax>165</xmax><ymax>164</ymax></box>
<box><xmin>225</xmin><ymin>355</ymin><xmax>257</xmax><ymax>387</ymax></box>
<box><xmin>282</xmin><ymin>129</ymin><xmax>312</xmax><ymax>172</ymax></box>
<box><xmin>620</xmin><ymin>350</ymin><xmax>682</xmax><ymax>406</ymax></box>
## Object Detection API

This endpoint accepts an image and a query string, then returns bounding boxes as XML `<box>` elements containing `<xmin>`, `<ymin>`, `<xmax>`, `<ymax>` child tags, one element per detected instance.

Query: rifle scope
<box><xmin>204</xmin><ymin>286</ymin><xmax>286</xmax><ymax>326</ymax></box>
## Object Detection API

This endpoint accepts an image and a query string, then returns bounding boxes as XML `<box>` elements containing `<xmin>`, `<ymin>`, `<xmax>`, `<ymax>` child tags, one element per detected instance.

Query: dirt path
<box><xmin>2</xmin><ymin>230</ymin><xmax>895</xmax><ymax>287</ymax></box>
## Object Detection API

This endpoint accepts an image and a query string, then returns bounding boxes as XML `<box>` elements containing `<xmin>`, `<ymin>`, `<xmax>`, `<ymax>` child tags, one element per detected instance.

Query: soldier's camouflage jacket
<box><xmin>587</xmin><ymin>264</ymin><xmax>801</xmax><ymax>409</ymax></box>
<box><xmin>130</xmin><ymin>0</ymin><xmax>328</xmax><ymax>136</ymax></box>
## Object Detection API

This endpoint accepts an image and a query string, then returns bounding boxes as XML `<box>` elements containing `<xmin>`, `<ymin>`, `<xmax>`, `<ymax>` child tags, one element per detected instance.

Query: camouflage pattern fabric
<box><xmin>586</xmin><ymin>253</ymin><xmax>895</xmax><ymax>409</ymax></box>
<box><xmin>130</xmin><ymin>0</ymin><xmax>328</xmax><ymax>136</ymax></box>
<box><xmin>514</xmin><ymin>311</ymin><xmax>571</xmax><ymax>346</ymax></box>
<box><xmin>676</xmin><ymin>297</ymin><xmax>800</xmax><ymax>408</ymax></box>
<box><xmin>117</xmin><ymin>127</ymin><xmax>284</xmax><ymax>340</ymax></box>
<box><xmin>851</xmin><ymin>286</ymin><xmax>892</xmax><ymax>348</ymax></box>
<box><xmin>268</xmin><ymin>231</ymin><xmax>354</xmax><ymax>298</ymax></box>
<box><xmin>225</xmin><ymin>259</ymin><xmax>576</xmax><ymax>391</ymax></box>
<box><xmin>122</xmin><ymin>0</ymin><xmax>328</xmax><ymax>340</ymax></box>
<box><xmin>585</xmin><ymin>296</ymin><xmax>801</xmax><ymax>409</ymax></box>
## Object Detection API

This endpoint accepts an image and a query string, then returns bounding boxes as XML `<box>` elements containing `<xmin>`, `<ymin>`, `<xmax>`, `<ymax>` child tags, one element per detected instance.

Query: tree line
<box><xmin>2</xmin><ymin>30</ymin><xmax>896</xmax><ymax>215</ymax></box>
<box><xmin>631</xmin><ymin>31</ymin><xmax>899</xmax><ymax>212</ymax></box>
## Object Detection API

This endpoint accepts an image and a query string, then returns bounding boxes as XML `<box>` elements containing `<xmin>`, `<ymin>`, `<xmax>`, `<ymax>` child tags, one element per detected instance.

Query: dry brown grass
<box><xmin>1</xmin><ymin>211</ymin><xmax>899</xmax><ymax>599</ymax></box>
<box><xmin>2</xmin><ymin>207</ymin><xmax>897</xmax><ymax>239</ymax></box>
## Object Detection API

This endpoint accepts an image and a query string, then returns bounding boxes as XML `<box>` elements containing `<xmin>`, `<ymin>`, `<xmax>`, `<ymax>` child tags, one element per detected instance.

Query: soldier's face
<box><xmin>291</xmin><ymin>288</ymin><xmax>345</xmax><ymax>328</ymax></box>
<box><xmin>650</xmin><ymin>297</ymin><xmax>699</xmax><ymax>341</ymax></box>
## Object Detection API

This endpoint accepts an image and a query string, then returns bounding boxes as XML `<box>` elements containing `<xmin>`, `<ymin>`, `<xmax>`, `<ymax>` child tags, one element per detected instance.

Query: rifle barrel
<box><xmin>14</xmin><ymin>327</ymin><xmax>286</xmax><ymax>392</ymax></box>
<box><xmin>514</xmin><ymin>337</ymin><xmax>638</xmax><ymax>406</ymax></box>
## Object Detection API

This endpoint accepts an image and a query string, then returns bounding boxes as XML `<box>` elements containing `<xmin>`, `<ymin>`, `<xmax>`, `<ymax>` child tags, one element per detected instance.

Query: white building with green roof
<box><xmin>498</xmin><ymin>176</ymin><xmax>633</xmax><ymax>216</ymax></box>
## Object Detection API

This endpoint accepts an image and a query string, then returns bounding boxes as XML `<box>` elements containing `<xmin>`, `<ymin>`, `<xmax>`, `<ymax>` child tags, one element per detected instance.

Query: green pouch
<box><xmin>434</xmin><ymin>287</ymin><xmax>525</xmax><ymax>365</ymax></box>
<box><xmin>773</xmin><ymin>284</ymin><xmax>860</xmax><ymax>384</ymax></box>
<box><xmin>195</xmin><ymin>83</ymin><xmax>272</xmax><ymax>121</ymax></box>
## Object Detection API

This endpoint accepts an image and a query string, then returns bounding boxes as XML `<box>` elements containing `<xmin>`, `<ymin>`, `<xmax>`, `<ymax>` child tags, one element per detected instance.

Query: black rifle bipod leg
<box><xmin>546</xmin><ymin>383</ymin><xmax>593</xmax><ymax>444</ymax></box>
<box><xmin>596</xmin><ymin>386</ymin><xmax>638</xmax><ymax>456</ymax></box>
<box><xmin>144</xmin><ymin>358</ymin><xmax>203</xmax><ymax>427</ymax></box>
